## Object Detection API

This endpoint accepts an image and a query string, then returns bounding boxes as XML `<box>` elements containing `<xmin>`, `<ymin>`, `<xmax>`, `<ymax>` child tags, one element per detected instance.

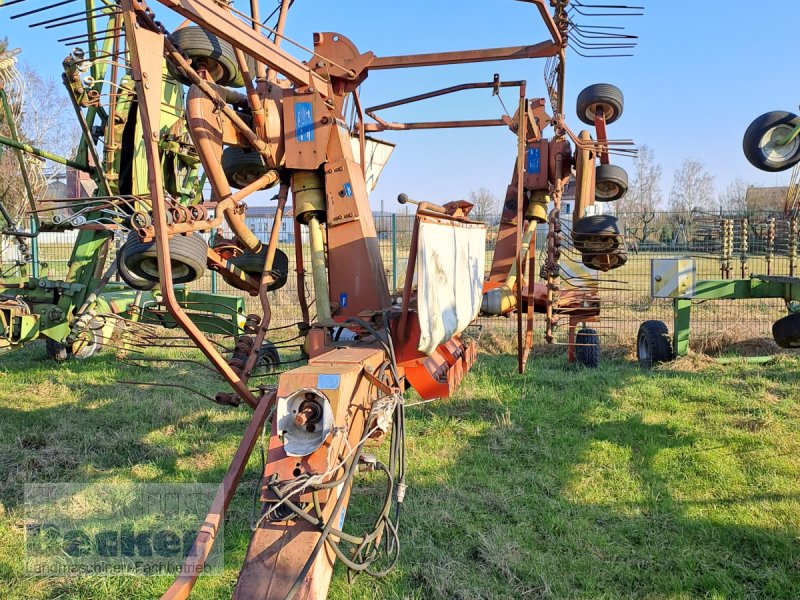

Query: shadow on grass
<box><xmin>3</xmin><ymin>343</ymin><xmax>800</xmax><ymax>599</ymax></box>
<box><xmin>0</xmin><ymin>342</ymin><xmax>267</xmax><ymax>511</ymax></box>
<box><xmin>337</xmin><ymin>354</ymin><xmax>800</xmax><ymax>600</ymax></box>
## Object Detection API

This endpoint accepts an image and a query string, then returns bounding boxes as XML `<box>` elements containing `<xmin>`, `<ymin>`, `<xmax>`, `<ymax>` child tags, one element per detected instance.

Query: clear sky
<box><xmin>1</xmin><ymin>0</ymin><xmax>797</xmax><ymax>210</ymax></box>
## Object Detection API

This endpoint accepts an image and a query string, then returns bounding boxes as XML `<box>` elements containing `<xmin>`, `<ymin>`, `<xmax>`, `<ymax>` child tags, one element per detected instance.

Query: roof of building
<box><xmin>245</xmin><ymin>205</ymin><xmax>295</xmax><ymax>218</ymax></box>
<box><xmin>746</xmin><ymin>187</ymin><xmax>789</xmax><ymax>212</ymax></box>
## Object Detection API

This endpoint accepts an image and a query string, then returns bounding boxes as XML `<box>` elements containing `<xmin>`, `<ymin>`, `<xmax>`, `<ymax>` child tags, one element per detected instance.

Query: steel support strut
<box><xmin>121</xmin><ymin>0</ymin><xmax>259</xmax><ymax>408</ymax></box>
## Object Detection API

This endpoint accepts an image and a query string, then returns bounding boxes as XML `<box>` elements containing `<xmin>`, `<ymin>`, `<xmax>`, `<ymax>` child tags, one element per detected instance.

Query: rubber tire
<box><xmin>167</xmin><ymin>27</ymin><xmax>249</xmax><ymax>88</ymax></box>
<box><xmin>221</xmin><ymin>147</ymin><xmax>273</xmax><ymax>190</ymax></box>
<box><xmin>45</xmin><ymin>338</ymin><xmax>70</xmax><ymax>362</ymax></box>
<box><xmin>574</xmin><ymin>215</ymin><xmax>622</xmax><ymax>253</ymax></box>
<box><xmin>123</xmin><ymin>233</ymin><xmax>208</xmax><ymax>284</ymax></box>
<box><xmin>582</xmin><ymin>249</ymin><xmax>628</xmax><ymax>272</ymax></box>
<box><xmin>637</xmin><ymin>320</ymin><xmax>673</xmax><ymax>368</ymax></box>
<box><xmin>573</xmin><ymin>214</ymin><xmax>620</xmax><ymax>235</ymax></box>
<box><xmin>577</xmin><ymin>83</ymin><xmax>624</xmax><ymax>126</ymax></box>
<box><xmin>257</xmin><ymin>341</ymin><xmax>280</xmax><ymax>369</ymax></box>
<box><xmin>71</xmin><ymin>318</ymin><xmax>104</xmax><ymax>359</ymax></box>
<box><xmin>226</xmin><ymin>247</ymin><xmax>289</xmax><ymax>292</ymax></box>
<box><xmin>772</xmin><ymin>313</ymin><xmax>800</xmax><ymax>348</ymax></box>
<box><xmin>595</xmin><ymin>164</ymin><xmax>629</xmax><ymax>202</ymax></box>
<box><xmin>118</xmin><ymin>234</ymin><xmax>156</xmax><ymax>291</ymax></box>
<box><xmin>575</xmin><ymin>328</ymin><xmax>600</xmax><ymax>368</ymax></box>
<box><xmin>743</xmin><ymin>111</ymin><xmax>800</xmax><ymax>172</ymax></box>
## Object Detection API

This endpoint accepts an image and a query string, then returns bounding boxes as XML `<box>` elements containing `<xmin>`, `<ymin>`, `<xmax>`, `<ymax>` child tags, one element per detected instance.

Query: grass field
<box><xmin>2</xmin><ymin>341</ymin><xmax>800</xmax><ymax>599</ymax></box>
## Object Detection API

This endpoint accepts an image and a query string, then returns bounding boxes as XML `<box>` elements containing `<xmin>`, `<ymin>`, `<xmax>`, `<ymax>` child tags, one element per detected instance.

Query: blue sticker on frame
<box><xmin>526</xmin><ymin>147</ymin><xmax>541</xmax><ymax>174</ymax></box>
<box><xmin>318</xmin><ymin>374</ymin><xmax>341</xmax><ymax>390</ymax></box>
<box><xmin>339</xmin><ymin>293</ymin><xmax>348</xmax><ymax>308</ymax></box>
<box><xmin>295</xmin><ymin>102</ymin><xmax>314</xmax><ymax>142</ymax></box>
<box><xmin>343</xmin><ymin>183</ymin><xmax>353</xmax><ymax>197</ymax></box>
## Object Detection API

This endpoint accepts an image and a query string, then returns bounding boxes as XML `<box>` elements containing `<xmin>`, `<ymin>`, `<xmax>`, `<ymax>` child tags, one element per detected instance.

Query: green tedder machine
<box><xmin>0</xmin><ymin>43</ymin><xmax>246</xmax><ymax>359</ymax></box>
<box><xmin>636</xmin><ymin>107</ymin><xmax>800</xmax><ymax>367</ymax></box>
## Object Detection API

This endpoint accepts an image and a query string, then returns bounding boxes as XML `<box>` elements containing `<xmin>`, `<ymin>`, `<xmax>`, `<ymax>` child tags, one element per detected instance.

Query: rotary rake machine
<box><xmin>106</xmin><ymin>0</ymin><xmax>641</xmax><ymax>597</ymax></box>
<box><xmin>4</xmin><ymin>0</ymin><xmax>640</xmax><ymax>597</ymax></box>
<box><xmin>473</xmin><ymin>2</ymin><xmax>640</xmax><ymax>370</ymax></box>
<box><xmin>355</xmin><ymin>1</ymin><xmax>641</xmax><ymax>372</ymax></box>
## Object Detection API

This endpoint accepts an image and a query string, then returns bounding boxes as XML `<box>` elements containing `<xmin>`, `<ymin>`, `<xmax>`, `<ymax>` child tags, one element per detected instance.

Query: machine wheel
<box><xmin>637</xmin><ymin>320</ymin><xmax>673</xmax><ymax>368</ymax></box>
<box><xmin>255</xmin><ymin>341</ymin><xmax>280</xmax><ymax>371</ymax></box>
<box><xmin>71</xmin><ymin>318</ymin><xmax>104</xmax><ymax>359</ymax></box>
<box><xmin>45</xmin><ymin>338</ymin><xmax>70</xmax><ymax>362</ymax></box>
<box><xmin>772</xmin><ymin>313</ymin><xmax>800</xmax><ymax>348</ymax></box>
<box><xmin>221</xmin><ymin>147</ymin><xmax>274</xmax><ymax>190</ymax></box>
<box><xmin>573</xmin><ymin>215</ymin><xmax>622</xmax><ymax>253</ymax></box>
<box><xmin>118</xmin><ymin>234</ymin><xmax>157</xmax><ymax>290</ymax></box>
<box><xmin>575</xmin><ymin>328</ymin><xmax>600</xmax><ymax>368</ymax></box>
<box><xmin>595</xmin><ymin>164</ymin><xmax>629</xmax><ymax>202</ymax></box>
<box><xmin>743</xmin><ymin>111</ymin><xmax>800</xmax><ymax>172</ymax></box>
<box><xmin>167</xmin><ymin>27</ymin><xmax>249</xmax><ymax>87</ymax></box>
<box><xmin>123</xmin><ymin>233</ymin><xmax>208</xmax><ymax>284</ymax></box>
<box><xmin>582</xmin><ymin>249</ymin><xmax>628</xmax><ymax>272</ymax></box>
<box><xmin>577</xmin><ymin>83</ymin><xmax>624</xmax><ymax>126</ymax></box>
<box><xmin>225</xmin><ymin>247</ymin><xmax>289</xmax><ymax>292</ymax></box>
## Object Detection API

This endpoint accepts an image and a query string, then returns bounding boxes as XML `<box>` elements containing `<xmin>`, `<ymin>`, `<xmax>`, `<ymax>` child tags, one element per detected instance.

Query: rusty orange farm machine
<box><xmin>0</xmin><ymin>0</ymin><xmax>642</xmax><ymax>597</ymax></box>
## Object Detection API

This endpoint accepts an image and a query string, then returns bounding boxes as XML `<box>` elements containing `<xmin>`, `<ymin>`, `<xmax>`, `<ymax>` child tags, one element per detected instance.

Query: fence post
<box><xmin>391</xmin><ymin>214</ymin><xmax>397</xmax><ymax>292</ymax></box>
<box><xmin>210</xmin><ymin>228</ymin><xmax>217</xmax><ymax>293</ymax></box>
<box><xmin>30</xmin><ymin>214</ymin><xmax>39</xmax><ymax>279</ymax></box>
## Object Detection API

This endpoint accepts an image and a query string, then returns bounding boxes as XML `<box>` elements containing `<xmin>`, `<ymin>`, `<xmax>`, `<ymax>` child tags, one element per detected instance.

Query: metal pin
<box><xmin>10</xmin><ymin>0</ymin><xmax>76</xmax><ymax>19</ymax></box>
<box><xmin>44</xmin><ymin>10</ymin><xmax>118</xmax><ymax>29</ymax></box>
<box><xmin>58</xmin><ymin>31</ymin><xmax>124</xmax><ymax>45</ymax></box>
<box><xmin>28</xmin><ymin>5</ymin><xmax>119</xmax><ymax>28</ymax></box>
<box><xmin>0</xmin><ymin>0</ymin><xmax>30</xmax><ymax>8</ymax></box>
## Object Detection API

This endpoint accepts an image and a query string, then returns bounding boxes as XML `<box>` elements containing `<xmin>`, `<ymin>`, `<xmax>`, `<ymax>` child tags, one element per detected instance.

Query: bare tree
<box><xmin>0</xmin><ymin>62</ymin><xmax>79</xmax><ymax>226</ymax></box>
<box><xmin>615</xmin><ymin>145</ymin><xmax>662</xmax><ymax>245</ymax></box>
<box><xmin>667</xmin><ymin>159</ymin><xmax>716</xmax><ymax>243</ymax></box>
<box><xmin>669</xmin><ymin>159</ymin><xmax>716</xmax><ymax>214</ymax></box>
<box><xmin>468</xmin><ymin>187</ymin><xmax>499</xmax><ymax>224</ymax></box>
<box><xmin>719</xmin><ymin>178</ymin><xmax>751</xmax><ymax>214</ymax></box>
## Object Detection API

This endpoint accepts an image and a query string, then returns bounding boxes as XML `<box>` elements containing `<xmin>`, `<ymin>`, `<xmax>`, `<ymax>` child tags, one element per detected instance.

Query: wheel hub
<box><xmin>760</xmin><ymin>125</ymin><xmax>800</xmax><ymax>162</ymax></box>
<box><xmin>596</xmin><ymin>181</ymin><xmax>621</xmax><ymax>198</ymax></box>
<box><xmin>587</xmin><ymin>102</ymin><xmax>616</xmax><ymax>122</ymax></box>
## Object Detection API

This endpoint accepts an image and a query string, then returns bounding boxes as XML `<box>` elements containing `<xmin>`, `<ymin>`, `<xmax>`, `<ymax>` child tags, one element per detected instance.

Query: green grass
<box><xmin>1</xmin><ymin>343</ymin><xmax>800</xmax><ymax>599</ymax></box>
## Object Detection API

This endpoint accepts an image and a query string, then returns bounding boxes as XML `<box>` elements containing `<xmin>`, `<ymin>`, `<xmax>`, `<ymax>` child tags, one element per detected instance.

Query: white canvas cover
<box><xmin>415</xmin><ymin>219</ymin><xmax>486</xmax><ymax>355</ymax></box>
<box><xmin>350</xmin><ymin>136</ymin><xmax>395</xmax><ymax>193</ymax></box>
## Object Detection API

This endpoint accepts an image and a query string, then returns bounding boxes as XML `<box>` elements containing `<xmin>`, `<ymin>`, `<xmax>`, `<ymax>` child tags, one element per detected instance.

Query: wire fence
<box><xmin>5</xmin><ymin>210</ymin><xmax>796</xmax><ymax>349</ymax></box>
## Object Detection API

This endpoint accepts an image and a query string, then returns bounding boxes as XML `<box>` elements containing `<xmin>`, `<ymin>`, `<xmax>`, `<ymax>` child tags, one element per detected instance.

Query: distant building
<box><xmin>547</xmin><ymin>178</ymin><xmax>601</xmax><ymax>219</ymax></box>
<box><xmin>745</xmin><ymin>187</ymin><xmax>789</xmax><ymax>213</ymax></box>
<box><xmin>243</xmin><ymin>205</ymin><xmax>297</xmax><ymax>244</ymax></box>
<box><xmin>559</xmin><ymin>179</ymin><xmax>577</xmax><ymax>217</ymax></box>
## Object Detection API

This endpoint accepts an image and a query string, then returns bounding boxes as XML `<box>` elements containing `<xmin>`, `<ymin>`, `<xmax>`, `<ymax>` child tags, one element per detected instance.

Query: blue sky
<box><xmin>2</xmin><ymin>0</ymin><xmax>797</xmax><ymax>210</ymax></box>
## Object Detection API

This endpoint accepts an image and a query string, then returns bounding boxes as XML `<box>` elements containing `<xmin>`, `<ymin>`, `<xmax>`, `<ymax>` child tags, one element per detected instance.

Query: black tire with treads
<box><xmin>772</xmin><ymin>313</ymin><xmax>800</xmax><ymax>348</ymax></box>
<box><xmin>573</xmin><ymin>215</ymin><xmax>622</xmax><ymax>254</ymax></box>
<box><xmin>577</xmin><ymin>83</ymin><xmax>624</xmax><ymax>126</ymax></box>
<box><xmin>743</xmin><ymin>111</ymin><xmax>800</xmax><ymax>172</ymax></box>
<box><xmin>118</xmin><ymin>233</ymin><xmax>157</xmax><ymax>291</ymax></box>
<box><xmin>227</xmin><ymin>247</ymin><xmax>289</xmax><ymax>292</ymax></box>
<box><xmin>575</xmin><ymin>328</ymin><xmax>600</xmax><ymax>368</ymax></box>
<box><xmin>637</xmin><ymin>320</ymin><xmax>673</xmax><ymax>368</ymax></box>
<box><xmin>595</xmin><ymin>164</ymin><xmax>629</xmax><ymax>202</ymax></box>
<box><xmin>221</xmin><ymin>147</ymin><xmax>273</xmax><ymax>190</ymax></box>
<box><xmin>123</xmin><ymin>233</ymin><xmax>208</xmax><ymax>284</ymax></box>
<box><xmin>167</xmin><ymin>27</ymin><xmax>252</xmax><ymax>88</ymax></box>
<box><xmin>45</xmin><ymin>338</ymin><xmax>70</xmax><ymax>362</ymax></box>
